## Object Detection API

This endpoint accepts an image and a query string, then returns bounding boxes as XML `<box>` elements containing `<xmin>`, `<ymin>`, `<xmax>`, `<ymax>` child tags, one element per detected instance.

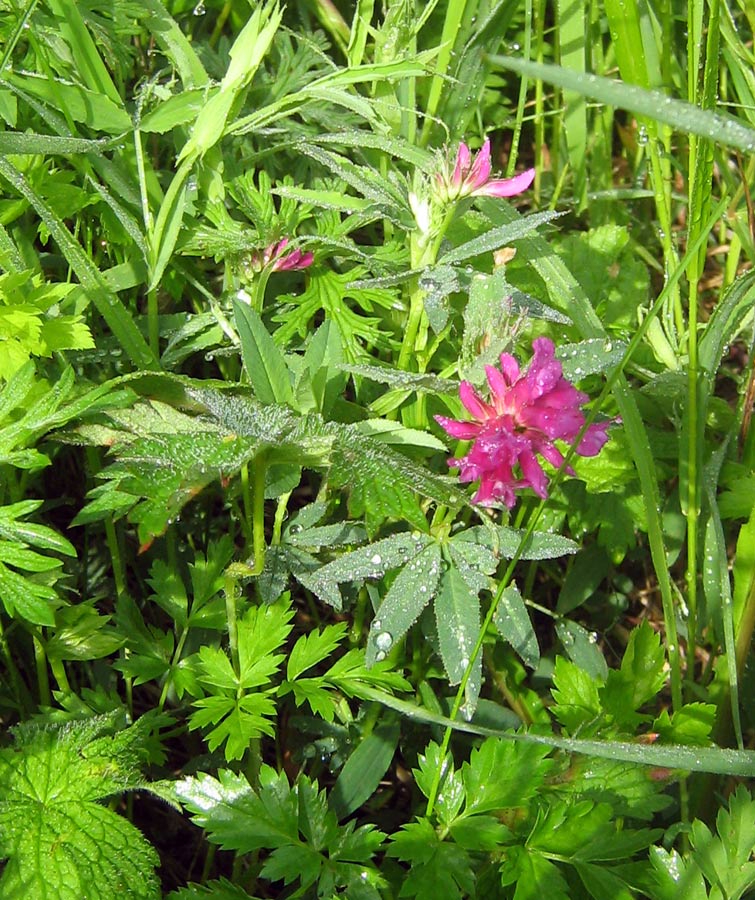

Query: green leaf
<box><xmin>414</xmin><ymin>742</ymin><xmax>465</xmax><ymax>827</ymax></box>
<box><xmin>387</xmin><ymin>818</ymin><xmax>475</xmax><ymax>900</ymax></box>
<box><xmin>167</xmin><ymin>878</ymin><xmax>256</xmax><ymax>899</ymax></box>
<box><xmin>189</xmin><ymin>601</ymin><xmax>293</xmax><ymax>760</ymax></box>
<box><xmin>438</xmin><ymin>210</ymin><xmax>564</xmax><ymax>266</ymax></box>
<box><xmin>488</xmin><ymin>54</ymin><xmax>755</xmax><ymax>152</ymax></box>
<box><xmin>499</xmin><ymin>847</ymin><xmax>570</xmax><ymax>900</ymax></box>
<box><xmin>493</xmin><ymin>582</ymin><xmax>540</xmax><ymax>669</ymax></box>
<box><xmin>461</xmin><ymin>738</ymin><xmax>553</xmax><ymax>816</ymax></box>
<box><xmin>601</xmin><ymin>621</ymin><xmax>666</xmax><ymax>727</ymax></box>
<box><xmin>0</xmin><ymin>715</ymin><xmax>159</xmax><ymax>898</ymax></box>
<box><xmin>690</xmin><ymin>785</ymin><xmax>755</xmax><ymax>900</ymax></box>
<box><xmin>177</xmin><ymin>767</ymin><xmax>384</xmax><ymax>892</ymax></box>
<box><xmin>434</xmin><ymin>563</ymin><xmax>482</xmax><ymax>711</ymax></box>
<box><xmin>286</xmin><ymin>622</ymin><xmax>348</xmax><ymax>681</ymax></box>
<box><xmin>330</xmin><ymin>719</ymin><xmax>399</xmax><ymax>820</ymax></box>
<box><xmin>551</xmin><ymin>656</ymin><xmax>604</xmax><ymax>734</ymax></box>
<box><xmin>366</xmin><ymin>542</ymin><xmax>442</xmax><ymax>666</ymax></box>
<box><xmin>308</xmin><ymin>532</ymin><xmax>431</xmax><ymax>610</ymax></box>
<box><xmin>234</xmin><ymin>300</ymin><xmax>294</xmax><ymax>406</ymax></box>
<box><xmin>647</xmin><ymin>847</ymin><xmax>707</xmax><ymax>900</ymax></box>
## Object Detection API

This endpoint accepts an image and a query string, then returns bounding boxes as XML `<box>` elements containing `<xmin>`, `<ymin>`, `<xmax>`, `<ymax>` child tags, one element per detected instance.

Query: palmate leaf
<box><xmin>0</xmin><ymin>714</ymin><xmax>159</xmax><ymax>899</ymax></box>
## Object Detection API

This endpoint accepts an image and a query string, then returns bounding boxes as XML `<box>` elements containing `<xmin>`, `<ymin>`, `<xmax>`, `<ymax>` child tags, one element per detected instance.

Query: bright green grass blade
<box><xmin>0</xmin><ymin>157</ymin><xmax>157</xmax><ymax>371</ymax></box>
<box><xmin>0</xmin><ymin>133</ymin><xmax>107</xmax><ymax>155</ymax></box>
<box><xmin>487</xmin><ymin>54</ymin><xmax>755</xmax><ymax>152</ymax></box>
<box><xmin>556</xmin><ymin>0</ymin><xmax>588</xmax><ymax>206</ymax></box>
<box><xmin>46</xmin><ymin>0</ymin><xmax>122</xmax><ymax>105</ymax></box>
<box><xmin>346</xmin><ymin>0</ymin><xmax>375</xmax><ymax>68</ymax></box>
<box><xmin>359</xmin><ymin>686</ymin><xmax>755</xmax><ymax>777</ymax></box>
<box><xmin>140</xmin><ymin>0</ymin><xmax>209</xmax><ymax>88</ymax></box>
<box><xmin>0</xmin><ymin>223</ymin><xmax>24</xmax><ymax>272</ymax></box>
<box><xmin>421</xmin><ymin>0</ymin><xmax>472</xmax><ymax>143</ymax></box>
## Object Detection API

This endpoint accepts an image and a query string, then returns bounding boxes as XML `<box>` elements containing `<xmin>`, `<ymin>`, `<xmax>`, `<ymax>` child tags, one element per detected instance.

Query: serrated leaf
<box><xmin>414</xmin><ymin>742</ymin><xmax>465</xmax><ymax>827</ymax></box>
<box><xmin>286</xmin><ymin>623</ymin><xmax>348</xmax><ymax>681</ymax></box>
<box><xmin>493</xmin><ymin>583</ymin><xmax>540</xmax><ymax>669</ymax></box>
<box><xmin>0</xmin><ymin>715</ymin><xmax>159</xmax><ymax>899</ymax></box>
<box><xmin>387</xmin><ymin>818</ymin><xmax>474</xmax><ymax>900</ymax></box>
<box><xmin>462</xmin><ymin>738</ymin><xmax>553</xmax><ymax>816</ymax></box>
<box><xmin>366</xmin><ymin>542</ymin><xmax>442</xmax><ymax>666</ymax></box>
<box><xmin>551</xmin><ymin>656</ymin><xmax>603</xmax><ymax>734</ymax></box>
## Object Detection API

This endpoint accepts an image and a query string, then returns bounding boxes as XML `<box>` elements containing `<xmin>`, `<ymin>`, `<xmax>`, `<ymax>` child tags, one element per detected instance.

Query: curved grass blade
<box><xmin>487</xmin><ymin>54</ymin><xmax>755</xmax><ymax>152</ymax></box>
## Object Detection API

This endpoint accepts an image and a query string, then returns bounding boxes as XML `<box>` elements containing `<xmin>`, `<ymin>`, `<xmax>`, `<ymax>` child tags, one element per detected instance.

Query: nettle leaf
<box><xmin>365</xmin><ymin>542</ymin><xmax>442</xmax><ymax>666</ymax></box>
<box><xmin>0</xmin><ymin>714</ymin><xmax>159</xmax><ymax>898</ymax></box>
<box><xmin>176</xmin><ymin>766</ymin><xmax>385</xmax><ymax>894</ymax></box>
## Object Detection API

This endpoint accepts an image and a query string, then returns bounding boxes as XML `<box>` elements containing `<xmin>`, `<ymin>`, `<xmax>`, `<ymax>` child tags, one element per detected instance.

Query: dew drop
<box><xmin>375</xmin><ymin>631</ymin><xmax>393</xmax><ymax>652</ymax></box>
<box><xmin>460</xmin><ymin>656</ymin><xmax>470</xmax><ymax>670</ymax></box>
<box><xmin>192</xmin><ymin>0</ymin><xmax>206</xmax><ymax>14</ymax></box>
<box><xmin>371</xmin><ymin>618</ymin><xmax>382</xmax><ymax>631</ymax></box>
<box><xmin>375</xmin><ymin>650</ymin><xmax>387</xmax><ymax>662</ymax></box>
<box><xmin>371</xmin><ymin>553</ymin><xmax>382</xmax><ymax>565</ymax></box>
<box><xmin>289</xmin><ymin>523</ymin><xmax>303</xmax><ymax>534</ymax></box>
<box><xmin>419</xmin><ymin>585</ymin><xmax>428</xmax><ymax>593</ymax></box>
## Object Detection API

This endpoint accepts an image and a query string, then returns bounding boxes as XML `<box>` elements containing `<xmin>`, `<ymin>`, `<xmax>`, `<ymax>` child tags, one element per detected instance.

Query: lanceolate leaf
<box><xmin>493</xmin><ymin>583</ymin><xmax>540</xmax><ymax>669</ymax></box>
<box><xmin>366</xmin><ymin>542</ymin><xmax>442</xmax><ymax>666</ymax></box>
<box><xmin>233</xmin><ymin>300</ymin><xmax>294</xmax><ymax>406</ymax></box>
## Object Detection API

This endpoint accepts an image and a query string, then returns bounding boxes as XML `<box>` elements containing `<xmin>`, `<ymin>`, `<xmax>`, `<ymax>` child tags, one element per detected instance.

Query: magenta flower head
<box><xmin>261</xmin><ymin>238</ymin><xmax>314</xmax><ymax>272</ymax></box>
<box><xmin>436</xmin><ymin>138</ymin><xmax>535</xmax><ymax>204</ymax></box>
<box><xmin>436</xmin><ymin>338</ymin><xmax>615</xmax><ymax>508</ymax></box>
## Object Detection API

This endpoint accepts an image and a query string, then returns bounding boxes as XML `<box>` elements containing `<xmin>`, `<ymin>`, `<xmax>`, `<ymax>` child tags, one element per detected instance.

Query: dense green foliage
<box><xmin>1</xmin><ymin>0</ymin><xmax>755</xmax><ymax>896</ymax></box>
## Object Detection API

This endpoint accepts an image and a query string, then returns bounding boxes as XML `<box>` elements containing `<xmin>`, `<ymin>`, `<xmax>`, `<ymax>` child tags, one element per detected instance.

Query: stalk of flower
<box><xmin>399</xmin><ymin>137</ymin><xmax>535</xmax><ymax>372</ymax></box>
<box><xmin>436</xmin><ymin>338</ymin><xmax>616</xmax><ymax>508</ymax></box>
<box><xmin>245</xmin><ymin>237</ymin><xmax>314</xmax><ymax>311</ymax></box>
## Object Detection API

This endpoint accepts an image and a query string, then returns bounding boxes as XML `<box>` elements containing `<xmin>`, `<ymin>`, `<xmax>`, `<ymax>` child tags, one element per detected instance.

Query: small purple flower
<box><xmin>436</xmin><ymin>138</ymin><xmax>535</xmax><ymax>203</ymax></box>
<box><xmin>436</xmin><ymin>338</ymin><xmax>615</xmax><ymax>507</ymax></box>
<box><xmin>262</xmin><ymin>238</ymin><xmax>314</xmax><ymax>272</ymax></box>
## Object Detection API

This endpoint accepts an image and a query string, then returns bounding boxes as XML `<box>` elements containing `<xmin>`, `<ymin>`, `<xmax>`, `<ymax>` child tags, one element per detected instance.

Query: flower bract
<box><xmin>436</xmin><ymin>338</ymin><xmax>615</xmax><ymax>507</ymax></box>
<box><xmin>262</xmin><ymin>238</ymin><xmax>314</xmax><ymax>272</ymax></box>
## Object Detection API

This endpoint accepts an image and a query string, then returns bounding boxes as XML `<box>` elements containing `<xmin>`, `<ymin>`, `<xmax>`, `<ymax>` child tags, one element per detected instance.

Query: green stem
<box><xmin>251</xmin><ymin>454</ymin><xmax>267</xmax><ymax>575</ymax></box>
<box><xmin>224</xmin><ymin>572</ymin><xmax>240</xmax><ymax>675</ymax></box>
<box><xmin>33</xmin><ymin>635</ymin><xmax>51</xmax><ymax>707</ymax></box>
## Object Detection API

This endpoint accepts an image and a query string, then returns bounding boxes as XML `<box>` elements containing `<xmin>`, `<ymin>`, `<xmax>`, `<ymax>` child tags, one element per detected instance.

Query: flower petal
<box><xmin>472</xmin><ymin>167</ymin><xmax>535</xmax><ymax>198</ymax></box>
<box><xmin>459</xmin><ymin>381</ymin><xmax>494</xmax><ymax>420</ymax></box>
<box><xmin>435</xmin><ymin>416</ymin><xmax>481</xmax><ymax>440</ymax></box>
<box><xmin>467</xmin><ymin>138</ymin><xmax>492</xmax><ymax>192</ymax></box>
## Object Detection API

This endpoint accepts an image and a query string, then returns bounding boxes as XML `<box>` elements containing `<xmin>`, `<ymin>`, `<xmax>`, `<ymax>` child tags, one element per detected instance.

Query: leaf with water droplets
<box><xmin>454</xmin><ymin>524</ymin><xmax>579</xmax><ymax>561</ymax></box>
<box><xmin>366</xmin><ymin>542</ymin><xmax>442</xmax><ymax>666</ymax></box>
<box><xmin>307</xmin><ymin>532</ymin><xmax>431</xmax><ymax>611</ymax></box>
<box><xmin>556</xmin><ymin>339</ymin><xmax>628</xmax><ymax>380</ymax></box>
<box><xmin>493</xmin><ymin>582</ymin><xmax>539</xmax><ymax>669</ymax></box>
<box><xmin>434</xmin><ymin>564</ymin><xmax>482</xmax><ymax>714</ymax></box>
<box><xmin>556</xmin><ymin>619</ymin><xmax>607</xmax><ymax>680</ymax></box>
